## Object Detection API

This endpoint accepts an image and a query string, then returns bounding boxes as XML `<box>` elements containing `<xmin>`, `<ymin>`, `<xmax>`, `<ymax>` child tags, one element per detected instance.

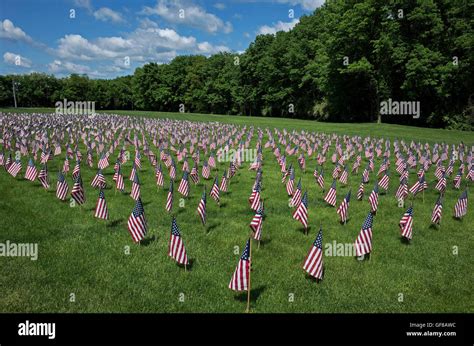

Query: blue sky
<box><xmin>0</xmin><ymin>0</ymin><xmax>323</xmax><ymax>78</ymax></box>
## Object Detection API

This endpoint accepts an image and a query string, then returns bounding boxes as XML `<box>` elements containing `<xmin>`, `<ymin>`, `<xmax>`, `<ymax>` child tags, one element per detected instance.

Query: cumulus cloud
<box><xmin>48</xmin><ymin>59</ymin><xmax>104</xmax><ymax>77</ymax></box>
<box><xmin>93</xmin><ymin>7</ymin><xmax>125</xmax><ymax>23</ymax></box>
<box><xmin>257</xmin><ymin>18</ymin><xmax>299</xmax><ymax>35</ymax></box>
<box><xmin>55</xmin><ymin>20</ymin><xmax>228</xmax><ymax>64</ymax></box>
<box><xmin>141</xmin><ymin>0</ymin><xmax>232</xmax><ymax>34</ymax></box>
<box><xmin>0</xmin><ymin>19</ymin><xmax>33</xmax><ymax>42</ymax></box>
<box><xmin>3</xmin><ymin>52</ymin><xmax>32</xmax><ymax>68</ymax></box>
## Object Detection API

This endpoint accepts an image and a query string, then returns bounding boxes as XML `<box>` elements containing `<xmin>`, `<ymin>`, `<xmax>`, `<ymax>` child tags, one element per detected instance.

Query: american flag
<box><xmin>190</xmin><ymin>162</ymin><xmax>200</xmax><ymax>184</ymax></box>
<box><xmin>98</xmin><ymin>153</ymin><xmax>109</xmax><ymax>170</ymax></box>
<box><xmin>127</xmin><ymin>198</ymin><xmax>147</xmax><ymax>243</ymax></box>
<box><xmin>130</xmin><ymin>173</ymin><xmax>141</xmax><ymax>200</ymax></box>
<box><xmin>229</xmin><ymin>238</ymin><xmax>251</xmax><ymax>291</ymax></box>
<box><xmin>435</xmin><ymin>174</ymin><xmax>447</xmax><ymax>192</ymax></box>
<box><xmin>368</xmin><ymin>183</ymin><xmax>379</xmax><ymax>213</ymax></box>
<box><xmin>210</xmin><ymin>176</ymin><xmax>220</xmax><ymax>204</ymax></box>
<box><xmin>378</xmin><ymin>171</ymin><xmax>390</xmax><ymax>191</ymax></box>
<box><xmin>94</xmin><ymin>189</ymin><xmax>109</xmax><ymax>220</ymax></box>
<box><xmin>286</xmin><ymin>168</ymin><xmax>295</xmax><ymax>196</ymax></box>
<box><xmin>249</xmin><ymin>179</ymin><xmax>261</xmax><ymax>208</ymax></box>
<box><xmin>453</xmin><ymin>169</ymin><xmax>462</xmax><ymax>189</ymax></box>
<box><xmin>339</xmin><ymin>165</ymin><xmax>348</xmax><ymax>184</ymax></box>
<box><xmin>197</xmin><ymin>188</ymin><xmax>206</xmax><ymax>225</ymax></box>
<box><xmin>63</xmin><ymin>157</ymin><xmax>70</xmax><ymax>173</ymax></box>
<box><xmin>250</xmin><ymin>201</ymin><xmax>264</xmax><ymax>241</ymax></box>
<box><xmin>155</xmin><ymin>164</ymin><xmax>164</xmax><ymax>187</ymax></box>
<box><xmin>169</xmin><ymin>160</ymin><xmax>176</xmax><ymax>180</ymax></box>
<box><xmin>409</xmin><ymin>175</ymin><xmax>427</xmax><ymax>196</ymax></box>
<box><xmin>431</xmin><ymin>195</ymin><xmax>443</xmax><ymax>225</ymax></box>
<box><xmin>4</xmin><ymin>153</ymin><xmax>12</xmax><ymax>170</ymax></box>
<box><xmin>38</xmin><ymin>164</ymin><xmax>50</xmax><ymax>189</ymax></box>
<box><xmin>25</xmin><ymin>158</ymin><xmax>38</xmax><ymax>181</ymax></box>
<box><xmin>202</xmin><ymin>160</ymin><xmax>210</xmax><ymax>179</ymax></box>
<box><xmin>166</xmin><ymin>179</ymin><xmax>173</xmax><ymax>212</ymax></box>
<box><xmin>281</xmin><ymin>163</ymin><xmax>291</xmax><ymax>183</ymax></box>
<box><xmin>71</xmin><ymin>173</ymin><xmax>86</xmax><ymax>205</ymax></box>
<box><xmin>168</xmin><ymin>217</ymin><xmax>189</xmax><ymax>265</ymax></box>
<box><xmin>220</xmin><ymin>169</ymin><xmax>228</xmax><ymax>192</ymax></box>
<box><xmin>303</xmin><ymin>227</ymin><xmax>323</xmax><ymax>280</ymax></box>
<box><xmin>129</xmin><ymin>163</ymin><xmax>136</xmax><ymax>181</ymax></box>
<box><xmin>399</xmin><ymin>206</ymin><xmax>414</xmax><ymax>240</ymax></box>
<box><xmin>134</xmin><ymin>150</ymin><xmax>141</xmax><ymax>170</ymax></box>
<box><xmin>91</xmin><ymin>169</ymin><xmax>106</xmax><ymax>189</ymax></box>
<box><xmin>177</xmin><ymin>170</ymin><xmax>190</xmax><ymax>197</ymax></box>
<box><xmin>362</xmin><ymin>165</ymin><xmax>370</xmax><ymax>183</ymax></box>
<box><xmin>290</xmin><ymin>178</ymin><xmax>302</xmax><ymax>207</ymax></box>
<box><xmin>454</xmin><ymin>190</ymin><xmax>468</xmax><ymax>218</ymax></box>
<box><xmin>313</xmin><ymin>165</ymin><xmax>319</xmax><ymax>179</ymax></box>
<box><xmin>208</xmin><ymin>153</ymin><xmax>216</xmax><ymax>168</ymax></box>
<box><xmin>354</xmin><ymin>212</ymin><xmax>374</xmax><ymax>257</ymax></box>
<box><xmin>357</xmin><ymin>181</ymin><xmax>365</xmax><ymax>201</ymax></box>
<box><xmin>324</xmin><ymin>180</ymin><xmax>337</xmax><ymax>207</ymax></box>
<box><xmin>115</xmin><ymin>165</ymin><xmax>125</xmax><ymax>191</ymax></box>
<box><xmin>293</xmin><ymin>191</ymin><xmax>308</xmax><ymax>230</ymax></box>
<box><xmin>56</xmin><ymin>171</ymin><xmax>69</xmax><ymax>200</ymax></box>
<box><xmin>229</xmin><ymin>160</ymin><xmax>237</xmax><ymax>178</ymax></box>
<box><xmin>336</xmin><ymin>190</ymin><xmax>351</xmax><ymax>223</ymax></box>
<box><xmin>395</xmin><ymin>178</ymin><xmax>408</xmax><ymax>200</ymax></box>
<box><xmin>7</xmin><ymin>159</ymin><xmax>22</xmax><ymax>177</ymax></box>
<box><xmin>72</xmin><ymin>160</ymin><xmax>81</xmax><ymax>180</ymax></box>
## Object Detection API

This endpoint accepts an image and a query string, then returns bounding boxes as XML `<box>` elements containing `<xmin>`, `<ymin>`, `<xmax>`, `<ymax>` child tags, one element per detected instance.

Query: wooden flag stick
<box><xmin>246</xmin><ymin>239</ymin><xmax>252</xmax><ymax>313</ymax></box>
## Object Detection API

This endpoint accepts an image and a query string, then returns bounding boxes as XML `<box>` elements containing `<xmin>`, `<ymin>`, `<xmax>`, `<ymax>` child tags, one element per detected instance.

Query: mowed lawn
<box><xmin>0</xmin><ymin>108</ymin><xmax>473</xmax><ymax>313</ymax></box>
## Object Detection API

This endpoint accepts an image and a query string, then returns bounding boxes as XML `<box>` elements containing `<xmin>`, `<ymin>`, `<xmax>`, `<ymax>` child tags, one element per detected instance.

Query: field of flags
<box><xmin>0</xmin><ymin>111</ymin><xmax>472</xmax><ymax>313</ymax></box>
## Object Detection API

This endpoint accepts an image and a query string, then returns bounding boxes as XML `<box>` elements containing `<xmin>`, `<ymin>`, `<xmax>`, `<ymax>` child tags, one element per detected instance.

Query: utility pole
<box><xmin>12</xmin><ymin>80</ymin><xmax>18</xmax><ymax>108</ymax></box>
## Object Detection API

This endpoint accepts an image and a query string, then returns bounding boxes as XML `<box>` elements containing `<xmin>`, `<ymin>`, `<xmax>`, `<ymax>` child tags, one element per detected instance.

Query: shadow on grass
<box><xmin>400</xmin><ymin>237</ymin><xmax>411</xmax><ymax>245</ymax></box>
<box><xmin>297</xmin><ymin>226</ymin><xmax>311</xmax><ymax>235</ymax></box>
<box><xmin>234</xmin><ymin>285</ymin><xmax>267</xmax><ymax>306</ymax></box>
<box><xmin>257</xmin><ymin>238</ymin><xmax>271</xmax><ymax>247</ymax></box>
<box><xmin>107</xmin><ymin>218</ymin><xmax>124</xmax><ymax>228</ymax></box>
<box><xmin>220</xmin><ymin>202</ymin><xmax>228</xmax><ymax>208</ymax></box>
<box><xmin>139</xmin><ymin>235</ymin><xmax>156</xmax><ymax>246</ymax></box>
<box><xmin>206</xmin><ymin>222</ymin><xmax>220</xmax><ymax>234</ymax></box>
<box><xmin>428</xmin><ymin>224</ymin><xmax>439</xmax><ymax>230</ymax></box>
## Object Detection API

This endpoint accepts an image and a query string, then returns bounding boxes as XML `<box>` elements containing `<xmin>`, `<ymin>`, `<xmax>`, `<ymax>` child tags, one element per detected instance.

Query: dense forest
<box><xmin>1</xmin><ymin>0</ymin><xmax>473</xmax><ymax>129</ymax></box>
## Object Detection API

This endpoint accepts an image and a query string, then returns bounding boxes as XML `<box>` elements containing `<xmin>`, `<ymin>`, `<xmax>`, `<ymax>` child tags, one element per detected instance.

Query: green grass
<box><xmin>0</xmin><ymin>108</ymin><xmax>472</xmax><ymax>313</ymax></box>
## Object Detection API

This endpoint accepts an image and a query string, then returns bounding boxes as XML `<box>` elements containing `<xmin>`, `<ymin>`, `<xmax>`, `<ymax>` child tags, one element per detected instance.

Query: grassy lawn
<box><xmin>0</xmin><ymin>108</ymin><xmax>472</xmax><ymax>313</ymax></box>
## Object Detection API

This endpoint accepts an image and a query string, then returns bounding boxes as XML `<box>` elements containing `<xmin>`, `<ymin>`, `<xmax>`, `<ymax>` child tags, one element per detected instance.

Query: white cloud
<box><xmin>74</xmin><ymin>0</ymin><xmax>92</xmax><ymax>11</ymax></box>
<box><xmin>3</xmin><ymin>52</ymin><xmax>32</xmax><ymax>68</ymax></box>
<box><xmin>141</xmin><ymin>0</ymin><xmax>232</xmax><ymax>34</ymax></box>
<box><xmin>214</xmin><ymin>3</ymin><xmax>226</xmax><ymax>10</ymax></box>
<box><xmin>93</xmin><ymin>7</ymin><xmax>125</xmax><ymax>23</ymax></box>
<box><xmin>49</xmin><ymin>59</ymin><xmax>90</xmax><ymax>74</ymax></box>
<box><xmin>276</xmin><ymin>0</ymin><xmax>325</xmax><ymax>11</ymax></box>
<box><xmin>0</xmin><ymin>19</ymin><xmax>33</xmax><ymax>43</ymax></box>
<box><xmin>54</xmin><ymin>20</ymin><xmax>229</xmax><ymax>64</ymax></box>
<box><xmin>197</xmin><ymin>41</ymin><xmax>230</xmax><ymax>55</ymax></box>
<box><xmin>257</xmin><ymin>18</ymin><xmax>299</xmax><ymax>35</ymax></box>
<box><xmin>48</xmin><ymin>59</ymin><xmax>104</xmax><ymax>77</ymax></box>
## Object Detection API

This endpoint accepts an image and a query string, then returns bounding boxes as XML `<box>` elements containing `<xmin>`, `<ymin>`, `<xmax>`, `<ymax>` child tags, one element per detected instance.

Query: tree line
<box><xmin>0</xmin><ymin>0</ymin><xmax>472</xmax><ymax>129</ymax></box>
